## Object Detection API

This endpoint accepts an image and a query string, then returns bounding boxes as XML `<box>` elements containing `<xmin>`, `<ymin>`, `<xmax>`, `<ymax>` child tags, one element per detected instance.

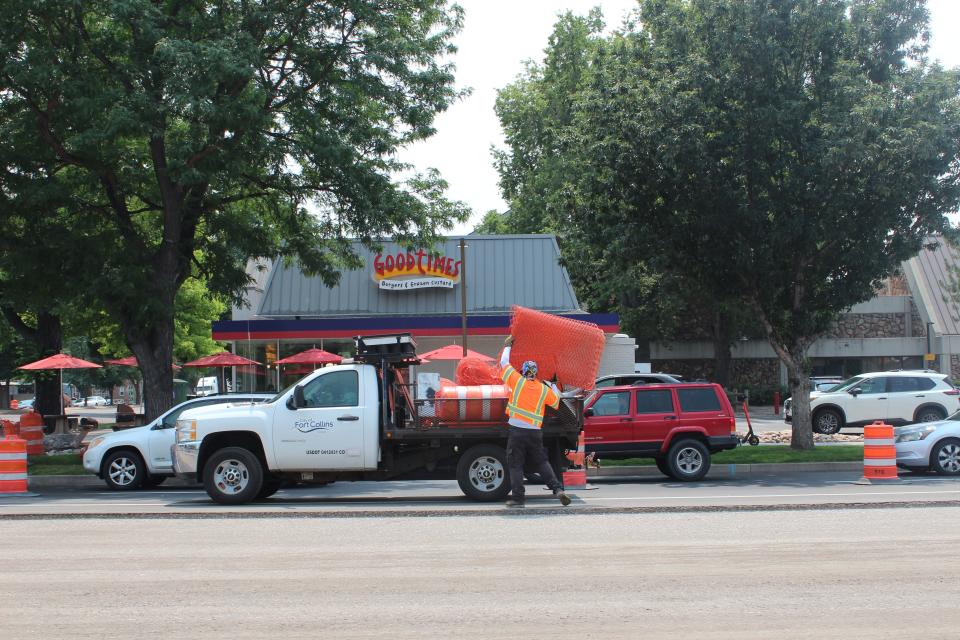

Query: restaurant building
<box><xmin>213</xmin><ymin>235</ymin><xmax>633</xmax><ymax>392</ymax></box>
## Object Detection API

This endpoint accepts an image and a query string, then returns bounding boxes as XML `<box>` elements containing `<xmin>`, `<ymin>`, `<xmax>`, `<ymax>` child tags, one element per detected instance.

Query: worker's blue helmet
<box><xmin>521</xmin><ymin>360</ymin><xmax>538</xmax><ymax>379</ymax></box>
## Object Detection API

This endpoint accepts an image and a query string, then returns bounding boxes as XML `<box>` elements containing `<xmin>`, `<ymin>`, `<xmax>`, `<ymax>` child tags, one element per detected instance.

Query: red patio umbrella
<box><xmin>182</xmin><ymin>352</ymin><xmax>262</xmax><ymax>394</ymax></box>
<box><xmin>418</xmin><ymin>344</ymin><xmax>494</xmax><ymax>363</ymax></box>
<box><xmin>19</xmin><ymin>353</ymin><xmax>102</xmax><ymax>414</ymax></box>
<box><xmin>105</xmin><ymin>356</ymin><xmax>181</xmax><ymax>371</ymax></box>
<box><xmin>275</xmin><ymin>348</ymin><xmax>343</xmax><ymax>366</ymax></box>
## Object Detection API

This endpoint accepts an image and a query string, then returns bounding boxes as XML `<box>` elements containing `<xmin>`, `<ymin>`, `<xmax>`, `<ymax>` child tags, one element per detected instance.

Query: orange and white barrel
<box><xmin>862</xmin><ymin>420</ymin><xmax>898</xmax><ymax>481</ymax></box>
<box><xmin>563</xmin><ymin>431</ymin><xmax>587</xmax><ymax>489</ymax></box>
<box><xmin>18</xmin><ymin>413</ymin><xmax>45</xmax><ymax>456</ymax></box>
<box><xmin>0</xmin><ymin>436</ymin><xmax>28</xmax><ymax>494</ymax></box>
<box><xmin>437</xmin><ymin>385</ymin><xmax>509</xmax><ymax>422</ymax></box>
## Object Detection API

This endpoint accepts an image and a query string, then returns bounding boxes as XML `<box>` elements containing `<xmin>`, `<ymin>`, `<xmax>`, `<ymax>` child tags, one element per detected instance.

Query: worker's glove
<box><xmin>504</xmin><ymin>335</ymin><xmax>514</xmax><ymax>347</ymax></box>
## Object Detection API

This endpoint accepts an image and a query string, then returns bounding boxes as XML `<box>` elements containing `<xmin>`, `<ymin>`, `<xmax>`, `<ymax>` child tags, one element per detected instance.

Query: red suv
<box><xmin>583</xmin><ymin>383</ymin><xmax>738</xmax><ymax>481</ymax></box>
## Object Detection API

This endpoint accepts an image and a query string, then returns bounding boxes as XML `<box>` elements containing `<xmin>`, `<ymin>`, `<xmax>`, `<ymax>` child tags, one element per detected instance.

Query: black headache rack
<box><xmin>354</xmin><ymin>333</ymin><xmax>420</xmax><ymax>365</ymax></box>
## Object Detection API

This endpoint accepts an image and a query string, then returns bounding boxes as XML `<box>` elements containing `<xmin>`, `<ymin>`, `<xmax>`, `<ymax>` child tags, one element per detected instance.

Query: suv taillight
<box><xmin>945</xmin><ymin>389</ymin><xmax>959</xmax><ymax>396</ymax></box>
<box><xmin>729</xmin><ymin>416</ymin><xmax>736</xmax><ymax>433</ymax></box>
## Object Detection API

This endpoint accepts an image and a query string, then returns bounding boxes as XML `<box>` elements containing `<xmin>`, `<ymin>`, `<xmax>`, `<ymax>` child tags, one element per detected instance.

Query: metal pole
<box><xmin>460</xmin><ymin>238</ymin><xmax>468</xmax><ymax>357</ymax></box>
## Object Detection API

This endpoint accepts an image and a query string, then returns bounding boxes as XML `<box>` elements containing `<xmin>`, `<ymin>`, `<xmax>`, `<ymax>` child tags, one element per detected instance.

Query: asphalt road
<box><xmin>5</xmin><ymin>471</ymin><xmax>960</xmax><ymax>516</ymax></box>
<box><xmin>1</xmin><ymin>506</ymin><xmax>958</xmax><ymax>639</ymax></box>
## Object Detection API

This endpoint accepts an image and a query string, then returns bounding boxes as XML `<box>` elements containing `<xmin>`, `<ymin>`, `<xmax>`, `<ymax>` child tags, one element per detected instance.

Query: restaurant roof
<box><xmin>256</xmin><ymin>235</ymin><xmax>581</xmax><ymax>318</ymax></box>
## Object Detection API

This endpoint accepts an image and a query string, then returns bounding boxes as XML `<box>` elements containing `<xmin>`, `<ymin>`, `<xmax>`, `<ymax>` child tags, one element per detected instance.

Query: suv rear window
<box><xmin>677</xmin><ymin>387</ymin><xmax>721</xmax><ymax>412</ymax></box>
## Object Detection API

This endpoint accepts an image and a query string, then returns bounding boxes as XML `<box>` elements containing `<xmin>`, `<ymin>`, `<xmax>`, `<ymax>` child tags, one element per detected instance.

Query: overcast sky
<box><xmin>398</xmin><ymin>0</ymin><xmax>960</xmax><ymax>235</ymax></box>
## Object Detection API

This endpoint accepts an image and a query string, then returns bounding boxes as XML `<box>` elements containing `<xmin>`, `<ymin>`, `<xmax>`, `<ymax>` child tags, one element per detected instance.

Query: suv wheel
<box><xmin>102</xmin><ymin>450</ymin><xmax>145</xmax><ymax>491</ymax></box>
<box><xmin>666</xmin><ymin>439</ymin><xmax>711</xmax><ymax>481</ymax></box>
<box><xmin>931</xmin><ymin>439</ymin><xmax>960</xmax><ymax>475</ymax></box>
<box><xmin>813</xmin><ymin>408</ymin><xmax>842</xmax><ymax>435</ymax></box>
<box><xmin>655</xmin><ymin>458</ymin><xmax>673</xmax><ymax>478</ymax></box>
<box><xmin>915</xmin><ymin>407</ymin><xmax>946</xmax><ymax>424</ymax></box>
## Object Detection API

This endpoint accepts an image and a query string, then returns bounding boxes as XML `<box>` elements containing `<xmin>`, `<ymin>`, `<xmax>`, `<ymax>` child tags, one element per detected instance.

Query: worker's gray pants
<box><xmin>506</xmin><ymin>426</ymin><xmax>562</xmax><ymax>500</ymax></box>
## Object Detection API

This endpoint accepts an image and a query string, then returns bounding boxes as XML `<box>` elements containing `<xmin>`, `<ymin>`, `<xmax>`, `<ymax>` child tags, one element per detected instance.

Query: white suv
<box><xmin>784</xmin><ymin>370</ymin><xmax>959</xmax><ymax>434</ymax></box>
<box><xmin>82</xmin><ymin>394</ymin><xmax>272</xmax><ymax>490</ymax></box>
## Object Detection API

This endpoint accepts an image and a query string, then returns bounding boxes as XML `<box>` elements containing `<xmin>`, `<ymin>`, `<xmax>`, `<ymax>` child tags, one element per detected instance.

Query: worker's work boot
<box><xmin>554</xmin><ymin>490</ymin><xmax>571</xmax><ymax>506</ymax></box>
<box><xmin>505</xmin><ymin>498</ymin><xmax>525</xmax><ymax>508</ymax></box>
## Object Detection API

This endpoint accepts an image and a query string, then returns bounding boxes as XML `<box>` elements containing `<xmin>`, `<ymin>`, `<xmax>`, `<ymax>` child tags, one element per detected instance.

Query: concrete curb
<box><xmin>590</xmin><ymin>461</ymin><xmax>863</xmax><ymax>479</ymax></box>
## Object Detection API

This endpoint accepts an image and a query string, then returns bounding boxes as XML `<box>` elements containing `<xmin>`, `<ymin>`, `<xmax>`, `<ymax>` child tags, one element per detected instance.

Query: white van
<box><xmin>195</xmin><ymin>377</ymin><xmax>219</xmax><ymax>397</ymax></box>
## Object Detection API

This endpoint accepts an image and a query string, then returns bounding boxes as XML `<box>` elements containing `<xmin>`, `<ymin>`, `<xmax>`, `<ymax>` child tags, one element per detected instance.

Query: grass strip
<box><xmin>603</xmin><ymin>444</ymin><xmax>864</xmax><ymax>467</ymax></box>
<box><xmin>27</xmin><ymin>454</ymin><xmax>84</xmax><ymax>475</ymax></box>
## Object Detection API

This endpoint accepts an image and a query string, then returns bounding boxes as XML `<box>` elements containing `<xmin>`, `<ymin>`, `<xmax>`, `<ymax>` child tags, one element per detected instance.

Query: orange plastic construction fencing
<box><xmin>0</xmin><ymin>436</ymin><xmax>29</xmax><ymax>494</ymax></box>
<box><xmin>455</xmin><ymin>357</ymin><xmax>501</xmax><ymax>386</ymax></box>
<box><xmin>862</xmin><ymin>421</ymin><xmax>898</xmax><ymax>481</ymax></box>
<box><xmin>436</xmin><ymin>384</ymin><xmax>509</xmax><ymax>423</ymax></box>
<box><xmin>18</xmin><ymin>412</ymin><xmax>44</xmax><ymax>455</ymax></box>
<box><xmin>1</xmin><ymin>420</ymin><xmax>17</xmax><ymax>438</ymax></box>
<box><xmin>509</xmin><ymin>306</ymin><xmax>606</xmax><ymax>391</ymax></box>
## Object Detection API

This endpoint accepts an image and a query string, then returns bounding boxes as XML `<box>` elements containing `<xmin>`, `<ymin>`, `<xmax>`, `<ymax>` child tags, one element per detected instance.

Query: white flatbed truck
<box><xmin>172</xmin><ymin>334</ymin><xmax>582</xmax><ymax>504</ymax></box>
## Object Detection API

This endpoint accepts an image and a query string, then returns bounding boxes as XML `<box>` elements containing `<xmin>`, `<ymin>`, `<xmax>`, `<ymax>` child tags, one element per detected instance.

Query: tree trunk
<box><xmin>35</xmin><ymin>312</ymin><xmax>64</xmax><ymax>416</ymax></box>
<box><xmin>122</xmin><ymin>309</ymin><xmax>176</xmax><ymax>422</ymax></box>
<box><xmin>712</xmin><ymin>310</ymin><xmax>732</xmax><ymax>387</ymax></box>
<box><xmin>784</xmin><ymin>354</ymin><xmax>814</xmax><ymax>450</ymax></box>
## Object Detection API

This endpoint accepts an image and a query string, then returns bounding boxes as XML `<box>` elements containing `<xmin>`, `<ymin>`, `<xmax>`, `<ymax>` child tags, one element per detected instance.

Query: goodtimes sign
<box><xmin>372</xmin><ymin>249</ymin><xmax>462</xmax><ymax>290</ymax></box>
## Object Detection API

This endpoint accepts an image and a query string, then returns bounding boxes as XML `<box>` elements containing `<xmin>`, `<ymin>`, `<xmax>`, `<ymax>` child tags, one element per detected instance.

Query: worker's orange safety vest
<box><xmin>501</xmin><ymin>364</ymin><xmax>560</xmax><ymax>428</ymax></box>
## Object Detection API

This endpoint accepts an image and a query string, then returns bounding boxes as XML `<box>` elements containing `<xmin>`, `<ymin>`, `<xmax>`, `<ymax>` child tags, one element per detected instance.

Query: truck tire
<box><xmin>655</xmin><ymin>458</ymin><xmax>673</xmax><ymax>478</ymax></box>
<box><xmin>665</xmin><ymin>438</ymin><xmax>711</xmax><ymax>482</ymax></box>
<box><xmin>457</xmin><ymin>444</ymin><xmax>510</xmax><ymax>501</ymax></box>
<box><xmin>203</xmin><ymin>447</ymin><xmax>264</xmax><ymax>505</ymax></box>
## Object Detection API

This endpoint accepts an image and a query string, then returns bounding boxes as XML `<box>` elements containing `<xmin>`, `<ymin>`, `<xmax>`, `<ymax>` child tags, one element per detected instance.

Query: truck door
<box><xmin>273</xmin><ymin>369</ymin><xmax>369</xmax><ymax>470</ymax></box>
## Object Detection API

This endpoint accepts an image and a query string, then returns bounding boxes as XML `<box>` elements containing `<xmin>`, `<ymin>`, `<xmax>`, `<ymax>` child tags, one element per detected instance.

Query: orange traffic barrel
<box><xmin>436</xmin><ymin>384</ymin><xmax>509</xmax><ymax>422</ymax></box>
<box><xmin>0</xmin><ymin>436</ymin><xmax>28</xmax><ymax>494</ymax></box>
<box><xmin>562</xmin><ymin>431</ymin><xmax>588</xmax><ymax>489</ymax></box>
<box><xmin>862</xmin><ymin>420</ymin><xmax>898</xmax><ymax>481</ymax></box>
<box><xmin>9</xmin><ymin>399</ymin><xmax>18</xmax><ymax>409</ymax></box>
<box><xmin>18</xmin><ymin>413</ymin><xmax>45</xmax><ymax>456</ymax></box>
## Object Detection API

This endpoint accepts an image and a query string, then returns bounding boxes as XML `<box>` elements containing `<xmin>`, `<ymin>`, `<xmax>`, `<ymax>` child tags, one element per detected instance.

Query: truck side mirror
<box><xmin>287</xmin><ymin>385</ymin><xmax>305</xmax><ymax>410</ymax></box>
<box><xmin>848</xmin><ymin>388</ymin><xmax>861</xmax><ymax>396</ymax></box>
<box><xmin>583</xmin><ymin>407</ymin><xmax>594</xmax><ymax>417</ymax></box>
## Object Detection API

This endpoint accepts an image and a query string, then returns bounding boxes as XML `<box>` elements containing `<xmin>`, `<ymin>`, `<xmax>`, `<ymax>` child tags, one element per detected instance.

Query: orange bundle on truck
<box><xmin>172</xmin><ymin>334</ymin><xmax>582</xmax><ymax>504</ymax></box>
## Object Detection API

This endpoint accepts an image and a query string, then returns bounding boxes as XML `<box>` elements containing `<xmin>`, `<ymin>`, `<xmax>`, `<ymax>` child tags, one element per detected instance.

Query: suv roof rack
<box><xmin>883</xmin><ymin>369</ymin><xmax>941</xmax><ymax>373</ymax></box>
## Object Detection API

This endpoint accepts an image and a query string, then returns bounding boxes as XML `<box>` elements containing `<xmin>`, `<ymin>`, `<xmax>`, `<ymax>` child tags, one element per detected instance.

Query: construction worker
<box><xmin>500</xmin><ymin>335</ymin><xmax>571</xmax><ymax>508</ymax></box>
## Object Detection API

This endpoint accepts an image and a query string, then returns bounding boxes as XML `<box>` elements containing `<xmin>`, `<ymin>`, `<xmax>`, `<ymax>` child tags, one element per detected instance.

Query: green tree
<box><xmin>566</xmin><ymin>0</ymin><xmax>960</xmax><ymax>448</ymax></box>
<box><xmin>0</xmin><ymin>1</ymin><xmax>468</xmax><ymax>419</ymax></box>
<box><xmin>490</xmin><ymin>8</ymin><xmax>753</xmax><ymax>383</ymax></box>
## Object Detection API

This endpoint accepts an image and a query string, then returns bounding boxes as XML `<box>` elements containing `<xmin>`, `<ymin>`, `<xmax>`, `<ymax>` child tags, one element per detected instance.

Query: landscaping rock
<box><xmin>43</xmin><ymin>433</ymin><xmax>85</xmax><ymax>453</ymax></box>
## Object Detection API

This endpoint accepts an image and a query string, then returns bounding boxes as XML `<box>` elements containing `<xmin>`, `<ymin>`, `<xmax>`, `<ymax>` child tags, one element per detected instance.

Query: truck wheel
<box><xmin>103</xmin><ymin>450</ymin><xmax>146</xmax><ymax>491</ymax></box>
<box><xmin>457</xmin><ymin>444</ymin><xmax>510</xmax><ymax>501</ymax></box>
<box><xmin>655</xmin><ymin>458</ymin><xmax>673</xmax><ymax>478</ymax></box>
<box><xmin>666</xmin><ymin>439</ymin><xmax>711</xmax><ymax>482</ymax></box>
<box><xmin>203</xmin><ymin>447</ymin><xmax>264</xmax><ymax>505</ymax></box>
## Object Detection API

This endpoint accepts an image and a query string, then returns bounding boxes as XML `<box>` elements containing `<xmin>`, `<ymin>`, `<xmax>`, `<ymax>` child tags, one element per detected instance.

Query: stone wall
<box><xmin>952</xmin><ymin>354</ymin><xmax>960</xmax><ymax>381</ymax></box>
<box><xmin>826</xmin><ymin>313</ymin><xmax>906</xmax><ymax>339</ymax></box>
<box><xmin>652</xmin><ymin>357</ymin><xmax>781</xmax><ymax>389</ymax></box>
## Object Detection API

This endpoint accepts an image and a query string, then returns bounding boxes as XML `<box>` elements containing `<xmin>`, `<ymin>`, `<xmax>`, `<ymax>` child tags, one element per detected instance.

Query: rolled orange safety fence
<box><xmin>862</xmin><ymin>420</ymin><xmax>898</xmax><ymax>481</ymax></box>
<box><xmin>18</xmin><ymin>413</ymin><xmax>44</xmax><ymax>456</ymax></box>
<box><xmin>0</xmin><ymin>436</ymin><xmax>28</xmax><ymax>494</ymax></box>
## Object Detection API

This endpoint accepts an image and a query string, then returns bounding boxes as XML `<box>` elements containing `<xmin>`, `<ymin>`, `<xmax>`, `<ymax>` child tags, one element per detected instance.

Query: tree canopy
<box><xmin>493</xmin><ymin>0</ymin><xmax>960</xmax><ymax>448</ymax></box>
<box><xmin>0</xmin><ymin>1</ymin><xmax>469</xmax><ymax>418</ymax></box>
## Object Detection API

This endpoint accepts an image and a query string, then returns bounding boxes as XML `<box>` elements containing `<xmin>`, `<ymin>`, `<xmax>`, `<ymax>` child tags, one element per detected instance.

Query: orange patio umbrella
<box><xmin>182</xmin><ymin>352</ymin><xmax>262</xmax><ymax>394</ymax></box>
<box><xmin>104</xmin><ymin>356</ymin><xmax>181</xmax><ymax>371</ymax></box>
<box><xmin>275</xmin><ymin>348</ymin><xmax>343</xmax><ymax>367</ymax></box>
<box><xmin>19</xmin><ymin>353</ymin><xmax>102</xmax><ymax>414</ymax></box>
<box><xmin>418</xmin><ymin>344</ymin><xmax>493</xmax><ymax>363</ymax></box>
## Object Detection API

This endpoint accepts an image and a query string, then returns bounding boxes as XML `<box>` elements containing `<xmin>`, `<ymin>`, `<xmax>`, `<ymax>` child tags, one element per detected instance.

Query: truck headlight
<box><xmin>895</xmin><ymin>425</ymin><xmax>937</xmax><ymax>443</ymax></box>
<box><xmin>175</xmin><ymin>419</ymin><xmax>197</xmax><ymax>443</ymax></box>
